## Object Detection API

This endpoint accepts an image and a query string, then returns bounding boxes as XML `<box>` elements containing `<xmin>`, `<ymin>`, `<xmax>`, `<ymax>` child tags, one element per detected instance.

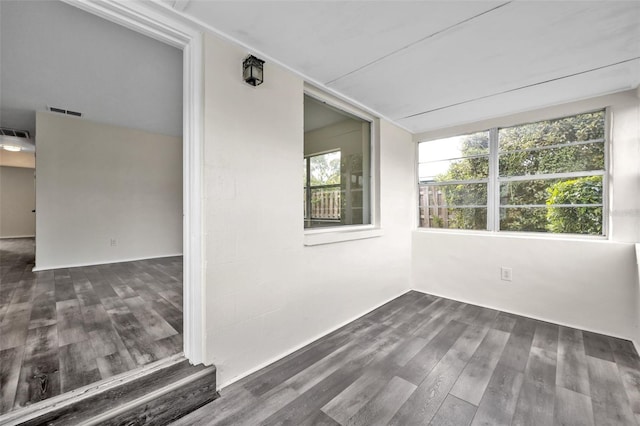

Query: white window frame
<box><xmin>303</xmin><ymin>85</ymin><xmax>382</xmax><ymax>246</ymax></box>
<box><xmin>417</xmin><ymin>109</ymin><xmax>609</xmax><ymax>239</ymax></box>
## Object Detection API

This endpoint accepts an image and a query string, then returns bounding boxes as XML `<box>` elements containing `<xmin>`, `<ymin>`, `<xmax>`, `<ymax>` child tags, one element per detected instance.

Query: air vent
<box><xmin>48</xmin><ymin>106</ymin><xmax>83</xmax><ymax>117</ymax></box>
<box><xmin>0</xmin><ymin>127</ymin><xmax>30</xmax><ymax>139</ymax></box>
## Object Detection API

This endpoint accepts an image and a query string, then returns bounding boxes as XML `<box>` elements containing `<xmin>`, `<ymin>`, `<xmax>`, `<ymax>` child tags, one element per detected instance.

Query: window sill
<box><xmin>414</xmin><ymin>227</ymin><xmax>608</xmax><ymax>242</ymax></box>
<box><xmin>304</xmin><ymin>226</ymin><xmax>383</xmax><ymax>246</ymax></box>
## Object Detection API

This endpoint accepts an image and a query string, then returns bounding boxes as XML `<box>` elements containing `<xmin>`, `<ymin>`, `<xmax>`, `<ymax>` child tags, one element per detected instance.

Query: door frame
<box><xmin>62</xmin><ymin>0</ymin><xmax>205</xmax><ymax>364</ymax></box>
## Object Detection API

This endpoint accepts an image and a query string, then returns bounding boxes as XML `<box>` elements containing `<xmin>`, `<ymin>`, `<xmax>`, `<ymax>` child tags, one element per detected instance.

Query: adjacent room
<box><xmin>1</xmin><ymin>1</ymin><xmax>639</xmax><ymax>425</ymax></box>
<box><xmin>0</xmin><ymin>0</ymin><xmax>184</xmax><ymax>417</ymax></box>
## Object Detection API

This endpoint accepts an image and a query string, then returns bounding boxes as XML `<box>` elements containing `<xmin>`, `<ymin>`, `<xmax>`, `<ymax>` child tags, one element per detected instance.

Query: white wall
<box><xmin>412</xmin><ymin>90</ymin><xmax>640</xmax><ymax>348</ymax></box>
<box><xmin>35</xmin><ymin>112</ymin><xmax>182</xmax><ymax>270</ymax></box>
<box><xmin>202</xmin><ymin>33</ymin><xmax>414</xmax><ymax>386</ymax></box>
<box><xmin>0</xmin><ymin>166</ymin><xmax>35</xmax><ymax>238</ymax></box>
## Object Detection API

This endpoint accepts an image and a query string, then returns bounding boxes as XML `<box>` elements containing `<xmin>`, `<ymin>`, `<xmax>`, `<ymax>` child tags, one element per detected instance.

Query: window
<box><xmin>418</xmin><ymin>131</ymin><xmax>490</xmax><ymax>230</ymax></box>
<box><xmin>304</xmin><ymin>94</ymin><xmax>371</xmax><ymax>229</ymax></box>
<box><xmin>418</xmin><ymin>110</ymin><xmax>606</xmax><ymax>236</ymax></box>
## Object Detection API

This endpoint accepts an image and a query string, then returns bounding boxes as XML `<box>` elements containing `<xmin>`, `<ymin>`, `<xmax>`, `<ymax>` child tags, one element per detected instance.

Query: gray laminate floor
<box><xmin>0</xmin><ymin>238</ymin><xmax>183</xmax><ymax>415</ymax></box>
<box><xmin>173</xmin><ymin>291</ymin><xmax>640</xmax><ymax>426</ymax></box>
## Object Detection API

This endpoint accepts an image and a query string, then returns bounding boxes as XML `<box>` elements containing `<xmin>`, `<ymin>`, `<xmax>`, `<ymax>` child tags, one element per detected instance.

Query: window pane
<box><xmin>419</xmin><ymin>156</ymin><xmax>489</xmax><ymax>182</ymax></box>
<box><xmin>309</xmin><ymin>151</ymin><xmax>340</xmax><ymax>186</ymax></box>
<box><xmin>499</xmin><ymin>142</ymin><xmax>604</xmax><ymax>176</ymax></box>
<box><xmin>419</xmin><ymin>131</ymin><xmax>489</xmax><ymax>162</ymax></box>
<box><xmin>420</xmin><ymin>183</ymin><xmax>487</xmax><ymax>207</ymax></box>
<box><xmin>420</xmin><ymin>206</ymin><xmax>487</xmax><ymax>230</ymax></box>
<box><xmin>500</xmin><ymin>207</ymin><xmax>548</xmax><ymax>232</ymax></box>
<box><xmin>500</xmin><ymin>206</ymin><xmax>602</xmax><ymax>235</ymax></box>
<box><xmin>500</xmin><ymin>176</ymin><xmax>603</xmax><ymax>206</ymax></box>
<box><xmin>499</xmin><ymin>111</ymin><xmax>605</xmax><ymax>152</ymax></box>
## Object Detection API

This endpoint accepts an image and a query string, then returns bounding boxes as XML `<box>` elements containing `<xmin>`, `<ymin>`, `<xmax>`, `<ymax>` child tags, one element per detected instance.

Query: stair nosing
<box><xmin>0</xmin><ymin>353</ymin><xmax>188</xmax><ymax>426</ymax></box>
<box><xmin>83</xmin><ymin>365</ymin><xmax>216</xmax><ymax>426</ymax></box>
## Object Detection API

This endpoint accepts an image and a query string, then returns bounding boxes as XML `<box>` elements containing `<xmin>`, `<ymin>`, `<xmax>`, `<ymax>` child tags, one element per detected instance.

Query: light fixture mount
<box><xmin>243</xmin><ymin>55</ymin><xmax>265</xmax><ymax>87</ymax></box>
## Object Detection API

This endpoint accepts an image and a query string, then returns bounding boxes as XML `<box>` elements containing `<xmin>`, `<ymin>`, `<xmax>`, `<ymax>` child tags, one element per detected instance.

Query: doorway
<box><xmin>0</xmin><ymin>0</ymin><xmax>203</xmax><ymax>417</ymax></box>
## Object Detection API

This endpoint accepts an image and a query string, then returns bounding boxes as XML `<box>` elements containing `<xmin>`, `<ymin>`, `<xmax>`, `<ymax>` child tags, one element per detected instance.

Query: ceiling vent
<box><xmin>0</xmin><ymin>127</ymin><xmax>35</xmax><ymax>152</ymax></box>
<box><xmin>48</xmin><ymin>106</ymin><xmax>83</xmax><ymax>117</ymax></box>
<box><xmin>0</xmin><ymin>127</ymin><xmax>30</xmax><ymax>139</ymax></box>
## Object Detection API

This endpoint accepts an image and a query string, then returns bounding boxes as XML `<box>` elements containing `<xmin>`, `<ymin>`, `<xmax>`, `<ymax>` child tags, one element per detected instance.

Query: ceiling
<box><xmin>0</xmin><ymin>0</ymin><xmax>183</xmax><ymax>142</ymax></box>
<box><xmin>177</xmin><ymin>0</ymin><xmax>640</xmax><ymax>133</ymax></box>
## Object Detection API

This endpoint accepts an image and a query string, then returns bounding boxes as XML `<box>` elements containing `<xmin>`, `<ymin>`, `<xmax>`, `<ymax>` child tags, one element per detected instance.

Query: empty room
<box><xmin>0</xmin><ymin>1</ymin><xmax>639</xmax><ymax>425</ymax></box>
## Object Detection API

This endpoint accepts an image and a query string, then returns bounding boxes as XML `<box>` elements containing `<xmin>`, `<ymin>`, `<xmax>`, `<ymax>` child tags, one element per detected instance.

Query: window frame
<box><xmin>303</xmin><ymin>85</ymin><xmax>381</xmax><ymax>245</ymax></box>
<box><xmin>416</xmin><ymin>109</ymin><xmax>610</xmax><ymax>239</ymax></box>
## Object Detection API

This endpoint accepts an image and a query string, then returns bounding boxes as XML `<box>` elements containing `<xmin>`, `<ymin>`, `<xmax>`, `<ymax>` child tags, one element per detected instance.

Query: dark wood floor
<box><xmin>0</xmin><ymin>238</ymin><xmax>183</xmax><ymax>415</ymax></box>
<box><xmin>173</xmin><ymin>291</ymin><xmax>640</xmax><ymax>426</ymax></box>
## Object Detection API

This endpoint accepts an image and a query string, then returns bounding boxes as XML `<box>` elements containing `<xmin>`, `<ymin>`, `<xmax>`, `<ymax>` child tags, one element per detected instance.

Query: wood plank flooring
<box><xmin>173</xmin><ymin>291</ymin><xmax>640</xmax><ymax>426</ymax></box>
<box><xmin>0</xmin><ymin>238</ymin><xmax>183</xmax><ymax>415</ymax></box>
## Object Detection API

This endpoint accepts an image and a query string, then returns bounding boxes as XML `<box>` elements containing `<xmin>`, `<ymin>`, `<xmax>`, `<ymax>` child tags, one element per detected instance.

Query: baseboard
<box><xmin>215</xmin><ymin>289</ymin><xmax>412</xmax><ymax>390</ymax></box>
<box><xmin>411</xmin><ymin>288</ymin><xmax>640</xmax><ymax>355</ymax></box>
<box><xmin>32</xmin><ymin>252</ymin><xmax>183</xmax><ymax>271</ymax></box>
<box><xmin>0</xmin><ymin>235</ymin><xmax>35</xmax><ymax>239</ymax></box>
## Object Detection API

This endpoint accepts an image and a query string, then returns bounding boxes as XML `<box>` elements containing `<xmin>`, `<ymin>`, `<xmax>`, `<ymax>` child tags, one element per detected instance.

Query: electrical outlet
<box><xmin>501</xmin><ymin>267</ymin><xmax>512</xmax><ymax>281</ymax></box>
<box><xmin>110</xmin><ymin>238</ymin><xmax>117</xmax><ymax>247</ymax></box>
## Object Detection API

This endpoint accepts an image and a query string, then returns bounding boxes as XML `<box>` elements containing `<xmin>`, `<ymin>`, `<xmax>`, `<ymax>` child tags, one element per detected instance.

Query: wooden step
<box><xmin>0</xmin><ymin>355</ymin><xmax>219</xmax><ymax>426</ymax></box>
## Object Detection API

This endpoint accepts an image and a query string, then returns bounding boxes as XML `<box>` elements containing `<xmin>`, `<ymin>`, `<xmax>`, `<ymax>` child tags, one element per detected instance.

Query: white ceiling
<box><xmin>0</xmin><ymin>0</ymin><xmax>183</xmax><ymax>139</ymax></box>
<box><xmin>180</xmin><ymin>0</ymin><xmax>640</xmax><ymax>133</ymax></box>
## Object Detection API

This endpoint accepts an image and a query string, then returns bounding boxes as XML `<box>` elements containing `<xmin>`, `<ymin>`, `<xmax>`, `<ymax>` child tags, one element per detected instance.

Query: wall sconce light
<box><xmin>243</xmin><ymin>55</ymin><xmax>265</xmax><ymax>86</ymax></box>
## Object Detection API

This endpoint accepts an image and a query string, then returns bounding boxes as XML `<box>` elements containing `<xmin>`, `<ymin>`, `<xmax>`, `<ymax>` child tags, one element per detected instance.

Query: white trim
<box><xmin>60</xmin><ymin>1</ymin><xmax>205</xmax><ymax>364</ymax></box>
<box><xmin>498</xmin><ymin>170</ymin><xmax>604</xmax><ymax>183</ymax></box>
<box><xmin>414</xmin><ymin>227</ymin><xmax>608</xmax><ymax>242</ymax></box>
<box><xmin>489</xmin><ymin>127</ymin><xmax>499</xmax><ymax>231</ymax></box>
<box><xmin>603</xmin><ymin>106</ymin><xmax>612</xmax><ymax>239</ymax></box>
<box><xmin>31</xmin><ymin>253</ymin><xmax>184</xmax><ymax>272</ymax></box>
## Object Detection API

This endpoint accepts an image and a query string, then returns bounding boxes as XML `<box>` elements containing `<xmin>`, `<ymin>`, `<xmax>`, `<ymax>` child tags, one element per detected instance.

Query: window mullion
<box><xmin>305</xmin><ymin>157</ymin><xmax>311</xmax><ymax>223</ymax></box>
<box><xmin>488</xmin><ymin>128</ymin><xmax>499</xmax><ymax>231</ymax></box>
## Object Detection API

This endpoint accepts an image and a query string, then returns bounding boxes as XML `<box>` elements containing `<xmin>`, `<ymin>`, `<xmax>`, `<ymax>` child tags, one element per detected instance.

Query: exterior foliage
<box><xmin>427</xmin><ymin>111</ymin><xmax>605</xmax><ymax>234</ymax></box>
<box><xmin>546</xmin><ymin>176</ymin><xmax>603</xmax><ymax>234</ymax></box>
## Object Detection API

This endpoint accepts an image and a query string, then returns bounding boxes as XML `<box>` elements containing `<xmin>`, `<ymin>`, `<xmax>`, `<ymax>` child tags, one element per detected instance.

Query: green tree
<box><xmin>310</xmin><ymin>152</ymin><xmax>340</xmax><ymax>185</ymax></box>
<box><xmin>546</xmin><ymin>176</ymin><xmax>602</xmax><ymax>234</ymax></box>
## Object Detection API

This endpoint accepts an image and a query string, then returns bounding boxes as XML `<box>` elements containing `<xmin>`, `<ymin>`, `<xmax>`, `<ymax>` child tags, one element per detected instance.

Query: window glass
<box><xmin>417</xmin><ymin>110</ymin><xmax>606</xmax><ymax>236</ymax></box>
<box><xmin>418</xmin><ymin>131</ymin><xmax>489</xmax><ymax>230</ymax></box>
<box><xmin>304</xmin><ymin>95</ymin><xmax>371</xmax><ymax>229</ymax></box>
<box><xmin>498</xmin><ymin>111</ymin><xmax>605</xmax><ymax>235</ymax></box>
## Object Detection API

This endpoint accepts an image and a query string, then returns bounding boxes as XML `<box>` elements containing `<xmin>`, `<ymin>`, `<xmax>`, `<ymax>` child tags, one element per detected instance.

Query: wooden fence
<box><xmin>305</xmin><ymin>186</ymin><xmax>341</xmax><ymax>220</ymax></box>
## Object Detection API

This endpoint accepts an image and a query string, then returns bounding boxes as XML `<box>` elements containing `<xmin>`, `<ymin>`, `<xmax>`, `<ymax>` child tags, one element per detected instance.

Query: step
<box><xmin>0</xmin><ymin>355</ymin><xmax>219</xmax><ymax>426</ymax></box>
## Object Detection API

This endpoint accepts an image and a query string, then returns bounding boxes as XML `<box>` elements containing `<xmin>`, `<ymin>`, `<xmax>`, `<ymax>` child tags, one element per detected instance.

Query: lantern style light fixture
<box><xmin>243</xmin><ymin>55</ymin><xmax>265</xmax><ymax>86</ymax></box>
